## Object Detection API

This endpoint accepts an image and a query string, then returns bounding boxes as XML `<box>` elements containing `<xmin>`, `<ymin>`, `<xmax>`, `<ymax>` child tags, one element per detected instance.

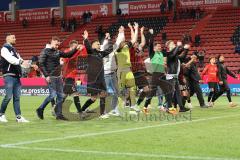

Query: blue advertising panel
<box><xmin>200</xmin><ymin>84</ymin><xmax>240</xmax><ymax>94</ymax></box>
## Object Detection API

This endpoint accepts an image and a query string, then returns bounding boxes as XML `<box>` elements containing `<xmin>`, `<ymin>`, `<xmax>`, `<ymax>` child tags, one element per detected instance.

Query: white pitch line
<box><xmin>3</xmin><ymin>146</ymin><xmax>240</xmax><ymax>160</ymax></box>
<box><xmin>0</xmin><ymin>114</ymin><xmax>239</xmax><ymax>148</ymax></box>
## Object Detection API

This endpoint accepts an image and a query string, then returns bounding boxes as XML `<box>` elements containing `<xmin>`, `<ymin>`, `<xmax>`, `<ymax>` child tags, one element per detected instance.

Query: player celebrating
<box><xmin>115</xmin><ymin>23</ymin><xmax>139</xmax><ymax>112</ymax></box>
<box><xmin>211</xmin><ymin>55</ymin><xmax>238</xmax><ymax>107</ymax></box>
<box><xmin>80</xmin><ymin>30</ymin><xmax>113</xmax><ymax>119</ymax></box>
<box><xmin>201</xmin><ymin>56</ymin><xmax>219</xmax><ymax>107</ymax></box>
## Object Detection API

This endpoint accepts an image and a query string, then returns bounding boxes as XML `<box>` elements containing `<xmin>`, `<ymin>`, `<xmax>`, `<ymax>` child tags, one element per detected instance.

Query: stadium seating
<box><xmin>0</xmin><ymin>20</ymin><xmax>71</xmax><ymax>59</ymax></box>
<box><xmin>108</xmin><ymin>16</ymin><xmax>168</xmax><ymax>38</ymax></box>
<box><xmin>232</xmin><ymin>26</ymin><xmax>240</xmax><ymax>45</ymax></box>
<box><xmin>60</xmin><ymin>12</ymin><xmax>174</xmax><ymax>49</ymax></box>
<box><xmin>196</xmin><ymin>7</ymin><xmax>240</xmax><ymax>72</ymax></box>
<box><xmin>59</xmin><ymin>16</ymin><xmax>119</xmax><ymax>49</ymax></box>
<box><xmin>155</xmin><ymin>19</ymin><xmax>200</xmax><ymax>43</ymax></box>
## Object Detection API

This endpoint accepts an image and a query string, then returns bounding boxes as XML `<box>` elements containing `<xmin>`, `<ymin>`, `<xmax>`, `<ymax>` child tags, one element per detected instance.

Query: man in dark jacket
<box><xmin>165</xmin><ymin>40</ymin><xmax>190</xmax><ymax>113</ymax></box>
<box><xmin>211</xmin><ymin>55</ymin><xmax>238</xmax><ymax>107</ymax></box>
<box><xmin>36</xmin><ymin>36</ymin><xmax>80</xmax><ymax>120</ymax></box>
<box><xmin>80</xmin><ymin>30</ymin><xmax>113</xmax><ymax>119</ymax></box>
<box><xmin>185</xmin><ymin>55</ymin><xmax>207</xmax><ymax>108</ymax></box>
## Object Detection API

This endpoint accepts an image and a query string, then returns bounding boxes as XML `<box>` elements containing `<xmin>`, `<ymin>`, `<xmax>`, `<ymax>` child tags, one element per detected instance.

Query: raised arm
<box><xmin>128</xmin><ymin>23</ymin><xmax>134</xmax><ymax>43</ymax></box>
<box><xmin>129</xmin><ymin>22</ymin><xmax>138</xmax><ymax>44</ymax></box>
<box><xmin>167</xmin><ymin>46</ymin><xmax>179</xmax><ymax>59</ymax></box>
<box><xmin>113</xmin><ymin>26</ymin><xmax>125</xmax><ymax>52</ymax></box>
<box><xmin>139</xmin><ymin>26</ymin><xmax>146</xmax><ymax>49</ymax></box>
<box><xmin>148</xmin><ymin>29</ymin><xmax>155</xmax><ymax>59</ymax></box>
<box><xmin>100</xmin><ymin>33</ymin><xmax>110</xmax><ymax>51</ymax></box>
<box><xmin>167</xmin><ymin>41</ymin><xmax>182</xmax><ymax>59</ymax></box>
<box><xmin>99</xmin><ymin>33</ymin><xmax>113</xmax><ymax>57</ymax></box>
<box><xmin>60</xmin><ymin>44</ymin><xmax>82</xmax><ymax>58</ymax></box>
<box><xmin>82</xmin><ymin>30</ymin><xmax>94</xmax><ymax>55</ymax></box>
<box><xmin>178</xmin><ymin>44</ymin><xmax>190</xmax><ymax>62</ymax></box>
<box><xmin>59</xmin><ymin>49</ymin><xmax>77</xmax><ymax>58</ymax></box>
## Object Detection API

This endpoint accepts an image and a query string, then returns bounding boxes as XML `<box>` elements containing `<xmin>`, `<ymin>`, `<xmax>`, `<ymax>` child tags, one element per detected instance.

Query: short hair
<box><xmin>51</xmin><ymin>36</ymin><xmax>60</xmax><ymax>42</ymax></box>
<box><xmin>217</xmin><ymin>55</ymin><xmax>223</xmax><ymax>60</ymax></box>
<box><xmin>91</xmin><ymin>39</ymin><xmax>100</xmax><ymax>45</ymax></box>
<box><xmin>154</xmin><ymin>42</ymin><xmax>161</xmax><ymax>47</ymax></box>
<box><xmin>209</xmin><ymin>56</ymin><xmax>216</xmax><ymax>62</ymax></box>
<box><xmin>5</xmin><ymin>33</ymin><xmax>14</xmax><ymax>38</ymax></box>
<box><xmin>69</xmin><ymin>40</ymin><xmax>78</xmax><ymax>47</ymax></box>
<box><xmin>31</xmin><ymin>55</ymin><xmax>39</xmax><ymax>62</ymax></box>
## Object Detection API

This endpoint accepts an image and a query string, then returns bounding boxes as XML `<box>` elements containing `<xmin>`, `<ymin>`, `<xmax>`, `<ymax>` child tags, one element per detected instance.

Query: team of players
<box><xmin>0</xmin><ymin>24</ymin><xmax>238</xmax><ymax>123</ymax></box>
<box><xmin>36</xmin><ymin>22</ymin><xmax>239</xmax><ymax>120</ymax></box>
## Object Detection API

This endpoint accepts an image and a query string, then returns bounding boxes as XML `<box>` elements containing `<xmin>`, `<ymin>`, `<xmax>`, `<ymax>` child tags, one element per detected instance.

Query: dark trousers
<box><xmin>208</xmin><ymin>82</ymin><xmax>218</xmax><ymax>102</ymax></box>
<box><xmin>165</xmin><ymin>78</ymin><xmax>184</xmax><ymax>109</ymax></box>
<box><xmin>189</xmin><ymin>80</ymin><xmax>205</xmax><ymax>106</ymax></box>
<box><xmin>148</xmin><ymin>73</ymin><xmax>173</xmax><ymax>108</ymax></box>
<box><xmin>0</xmin><ymin>76</ymin><xmax>21</xmax><ymax>116</ymax></box>
<box><xmin>212</xmin><ymin>79</ymin><xmax>232</xmax><ymax>103</ymax></box>
<box><xmin>38</xmin><ymin>77</ymin><xmax>64</xmax><ymax>117</ymax></box>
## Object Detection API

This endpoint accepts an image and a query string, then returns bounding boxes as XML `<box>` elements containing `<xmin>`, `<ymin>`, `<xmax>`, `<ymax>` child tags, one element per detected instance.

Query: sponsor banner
<box><xmin>0</xmin><ymin>86</ymin><xmax>49</xmax><ymax>96</ymax></box>
<box><xmin>17</xmin><ymin>8</ymin><xmax>51</xmax><ymax>21</ymax></box>
<box><xmin>0</xmin><ymin>78</ymin><xmax>48</xmax><ymax>96</ymax></box>
<box><xmin>66</xmin><ymin>3</ymin><xmax>112</xmax><ymax>18</ymax></box>
<box><xmin>1</xmin><ymin>76</ymin><xmax>239</xmax><ymax>87</ymax></box>
<box><xmin>1</xmin><ymin>85</ymin><xmax>239</xmax><ymax>96</ymax></box>
<box><xmin>200</xmin><ymin>84</ymin><xmax>240</xmax><ymax>94</ymax></box>
<box><xmin>0</xmin><ymin>12</ymin><xmax>4</xmax><ymax>22</ymax></box>
<box><xmin>179</xmin><ymin>0</ymin><xmax>232</xmax><ymax>7</ymax></box>
<box><xmin>120</xmin><ymin>0</ymin><xmax>162</xmax><ymax>14</ymax></box>
<box><xmin>179</xmin><ymin>0</ymin><xmax>204</xmax><ymax>7</ymax></box>
<box><xmin>204</xmin><ymin>0</ymin><xmax>232</xmax><ymax>5</ymax></box>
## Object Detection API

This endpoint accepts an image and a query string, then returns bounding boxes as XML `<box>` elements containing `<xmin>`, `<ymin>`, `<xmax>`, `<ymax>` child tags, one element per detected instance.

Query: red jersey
<box><xmin>62</xmin><ymin>47</ymin><xmax>87</xmax><ymax>79</ymax></box>
<box><xmin>28</xmin><ymin>69</ymin><xmax>38</xmax><ymax>78</ymax></box>
<box><xmin>201</xmin><ymin>64</ymin><xmax>219</xmax><ymax>82</ymax></box>
<box><xmin>129</xmin><ymin>47</ymin><xmax>145</xmax><ymax>72</ymax></box>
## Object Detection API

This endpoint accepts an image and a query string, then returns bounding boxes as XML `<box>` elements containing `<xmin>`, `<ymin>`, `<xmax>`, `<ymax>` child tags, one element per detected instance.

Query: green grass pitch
<box><xmin>0</xmin><ymin>96</ymin><xmax>240</xmax><ymax>160</ymax></box>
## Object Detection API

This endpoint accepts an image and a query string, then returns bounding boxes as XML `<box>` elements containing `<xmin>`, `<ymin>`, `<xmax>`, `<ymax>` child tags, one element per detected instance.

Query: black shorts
<box><xmin>150</xmin><ymin>72</ymin><xmax>173</xmax><ymax>96</ymax></box>
<box><xmin>63</xmin><ymin>78</ymin><xmax>76</xmax><ymax>94</ymax></box>
<box><xmin>87</xmin><ymin>82</ymin><xmax>106</xmax><ymax>96</ymax></box>
<box><xmin>133</xmin><ymin>72</ymin><xmax>149</xmax><ymax>89</ymax></box>
<box><xmin>208</xmin><ymin>82</ymin><xmax>218</xmax><ymax>92</ymax></box>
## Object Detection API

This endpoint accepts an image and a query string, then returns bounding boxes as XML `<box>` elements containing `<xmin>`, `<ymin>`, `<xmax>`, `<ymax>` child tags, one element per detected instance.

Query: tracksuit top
<box><xmin>201</xmin><ymin>64</ymin><xmax>219</xmax><ymax>82</ymax></box>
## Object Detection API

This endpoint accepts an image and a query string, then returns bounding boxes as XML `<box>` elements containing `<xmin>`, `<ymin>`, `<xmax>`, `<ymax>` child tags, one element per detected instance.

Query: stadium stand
<box><xmin>0</xmin><ymin>20</ymin><xmax>72</xmax><ymax>59</ymax></box>
<box><xmin>232</xmin><ymin>26</ymin><xmax>240</xmax><ymax>47</ymax></box>
<box><xmin>198</xmin><ymin>7</ymin><xmax>240</xmax><ymax>72</ymax></box>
